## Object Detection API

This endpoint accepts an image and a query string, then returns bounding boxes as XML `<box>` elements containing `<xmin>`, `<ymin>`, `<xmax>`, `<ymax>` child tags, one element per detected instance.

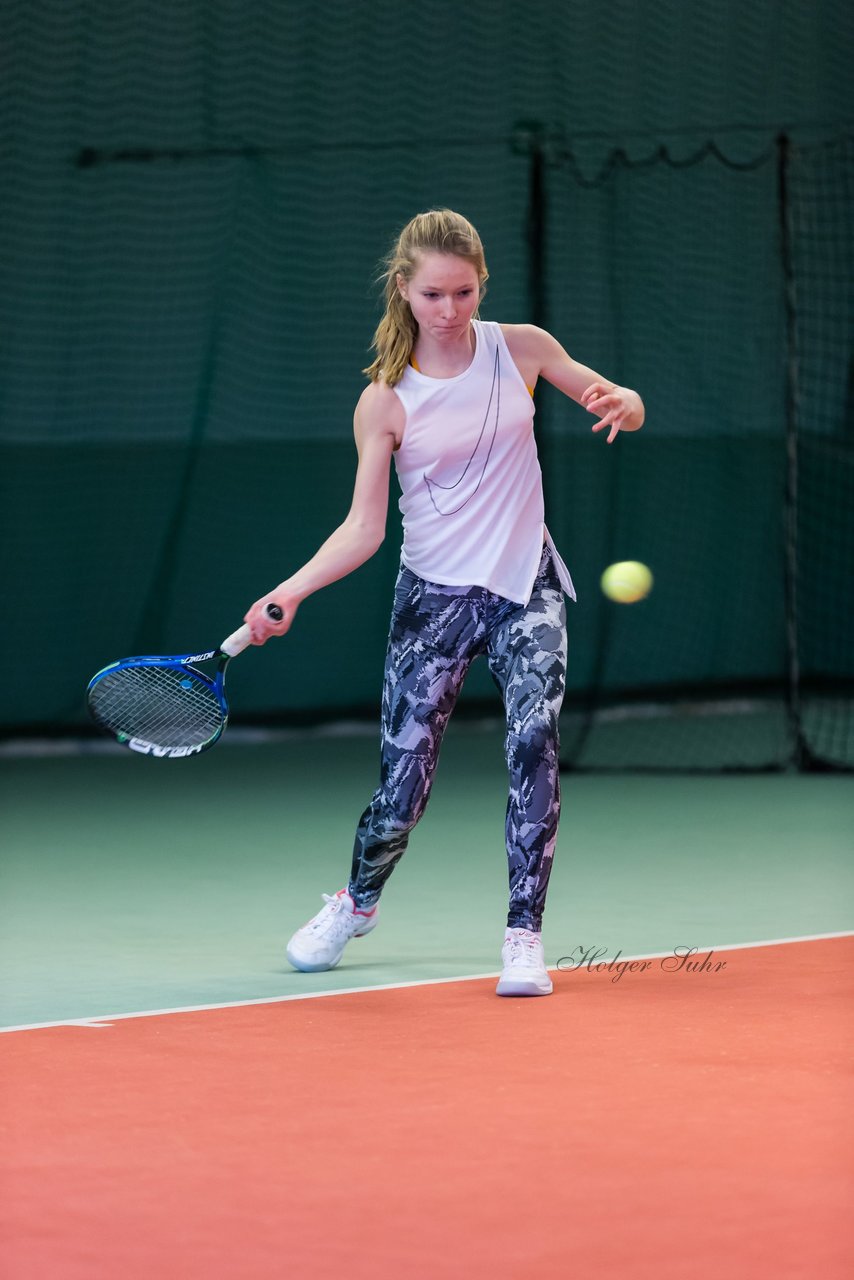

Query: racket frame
<box><xmin>86</xmin><ymin>604</ymin><xmax>281</xmax><ymax>757</ymax></box>
<box><xmin>86</xmin><ymin>648</ymin><xmax>232</xmax><ymax>758</ymax></box>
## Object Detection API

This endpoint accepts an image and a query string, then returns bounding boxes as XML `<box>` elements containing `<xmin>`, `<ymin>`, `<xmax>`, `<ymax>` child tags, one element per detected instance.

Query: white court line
<box><xmin>2</xmin><ymin>930</ymin><xmax>852</xmax><ymax>1035</ymax></box>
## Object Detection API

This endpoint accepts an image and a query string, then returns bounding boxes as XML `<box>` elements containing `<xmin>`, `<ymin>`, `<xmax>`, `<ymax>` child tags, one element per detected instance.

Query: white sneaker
<box><xmin>496</xmin><ymin>927</ymin><xmax>553</xmax><ymax>996</ymax></box>
<box><xmin>286</xmin><ymin>890</ymin><xmax>379</xmax><ymax>973</ymax></box>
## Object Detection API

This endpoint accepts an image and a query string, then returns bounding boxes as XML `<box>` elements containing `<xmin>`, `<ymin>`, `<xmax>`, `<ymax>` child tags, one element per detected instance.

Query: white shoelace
<box><xmin>305</xmin><ymin>893</ymin><xmax>356</xmax><ymax>940</ymax></box>
<box><xmin>503</xmin><ymin>931</ymin><xmax>545</xmax><ymax>969</ymax></box>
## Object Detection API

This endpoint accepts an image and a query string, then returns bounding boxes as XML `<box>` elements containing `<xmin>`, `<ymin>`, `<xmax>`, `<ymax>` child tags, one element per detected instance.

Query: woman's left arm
<box><xmin>509</xmin><ymin>324</ymin><xmax>645</xmax><ymax>444</ymax></box>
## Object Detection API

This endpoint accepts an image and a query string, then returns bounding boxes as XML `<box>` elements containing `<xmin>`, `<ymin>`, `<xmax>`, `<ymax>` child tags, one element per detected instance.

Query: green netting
<box><xmin>787</xmin><ymin>137</ymin><xmax>854</xmax><ymax>768</ymax></box>
<box><xmin>1</xmin><ymin>2</ymin><xmax>852</xmax><ymax>769</ymax></box>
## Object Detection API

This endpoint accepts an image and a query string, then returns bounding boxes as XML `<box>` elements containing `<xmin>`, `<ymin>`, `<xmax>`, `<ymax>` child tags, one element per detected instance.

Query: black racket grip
<box><xmin>266</xmin><ymin>604</ymin><xmax>284</xmax><ymax>622</ymax></box>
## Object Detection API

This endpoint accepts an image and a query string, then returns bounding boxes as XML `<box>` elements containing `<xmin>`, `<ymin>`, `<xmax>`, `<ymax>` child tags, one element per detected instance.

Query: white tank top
<box><xmin>391</xmin><ymin>319</ymin><xmax>576</xmax><ymax>605</ymax></box>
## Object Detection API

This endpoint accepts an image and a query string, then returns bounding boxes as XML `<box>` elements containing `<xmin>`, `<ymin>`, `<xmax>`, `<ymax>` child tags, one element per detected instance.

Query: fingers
<box><xmin>591</xmin><ymin>409</ymin><xmax>623</xmax><ymax>443</ymax></box>
<box><xmin>583</xmin><ymin>381</ymin><xmax>624</xmax><ymax>444</ymax></box>
<box><xmin>244</xmin><ymin>610</ymin><xmax>271</xmax><ymax>646</ymax></box>
<box><xmin>244</xmin><ymin>597</ymin><xmax>293</xmax><ymax>645</ymax></box>
<box><xmin>580</xmin><ymin>381</ymin><xmax>616</xmax><ymax>411</ymax></box>
<box><xmin>581</xmin><ymin>381</ymin><xmax>606</xmax><ymax>407</ymax></box>
<box><xmin>586</xmin><ymin>393</ymin><xmax>618</xmax><ymax>415</ymax></box>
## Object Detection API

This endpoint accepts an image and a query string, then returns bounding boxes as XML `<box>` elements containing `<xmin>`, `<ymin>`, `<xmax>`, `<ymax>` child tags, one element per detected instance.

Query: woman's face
<box><xmin>397</xmin><ymin>251</ymin><xmax>480</xmax><ymax>342</ymax></box>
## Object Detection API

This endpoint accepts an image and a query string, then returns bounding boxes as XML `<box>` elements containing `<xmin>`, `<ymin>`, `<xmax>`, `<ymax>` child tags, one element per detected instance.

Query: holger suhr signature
<box><xmin>556</xmin><ymin>945</ymin><xmax>728</xmax><ymax>983</ymax></box>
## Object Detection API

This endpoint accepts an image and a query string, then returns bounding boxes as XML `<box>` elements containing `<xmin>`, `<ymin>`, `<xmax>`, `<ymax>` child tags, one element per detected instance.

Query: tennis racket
<box><xmin>86</xmin><ymin>604</ymin><xmax>283</xmax><ymax>758</ymax></box>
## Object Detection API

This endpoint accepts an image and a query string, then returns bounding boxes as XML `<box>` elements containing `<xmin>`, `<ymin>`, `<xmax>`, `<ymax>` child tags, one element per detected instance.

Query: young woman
<box><xmin>243</xmin><ymin>210</ymin><xmax>644</xmax><ymax>996</ymax></box>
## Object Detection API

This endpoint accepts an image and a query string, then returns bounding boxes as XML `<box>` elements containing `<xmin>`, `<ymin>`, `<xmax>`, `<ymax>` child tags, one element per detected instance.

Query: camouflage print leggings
<box><xmin>348</xmin><ymin>544</ymin><xmax>567</xmax><ymax>931</ymax></box>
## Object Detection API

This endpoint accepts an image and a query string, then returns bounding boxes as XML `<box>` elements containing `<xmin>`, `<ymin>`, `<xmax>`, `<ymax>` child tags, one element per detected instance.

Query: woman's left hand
<box><xmin>581</xmin><ymin>382</ymin><xmax>645</xmax><ymax>443</ymax></box>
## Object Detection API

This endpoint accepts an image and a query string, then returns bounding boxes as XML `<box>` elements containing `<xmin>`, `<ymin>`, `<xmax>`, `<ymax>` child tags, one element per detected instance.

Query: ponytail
<box><xmin>363</xmin><ymin>209</ymin><xmax>488</xmax><ymax>387</ymax></box>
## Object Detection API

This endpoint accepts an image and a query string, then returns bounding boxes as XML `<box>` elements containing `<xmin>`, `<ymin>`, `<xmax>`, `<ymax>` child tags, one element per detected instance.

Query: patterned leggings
<box><xmin>348</xmin><ymin>544</ymin><xmax>567</xmax><ymax>931</ymax></box>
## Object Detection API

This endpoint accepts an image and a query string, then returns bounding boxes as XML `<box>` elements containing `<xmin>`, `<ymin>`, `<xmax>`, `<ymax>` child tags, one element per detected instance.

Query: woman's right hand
<box><xmin>244</xmin><ymin>589</ymin><xmax>300</xmax><ymax>645</ymax></box>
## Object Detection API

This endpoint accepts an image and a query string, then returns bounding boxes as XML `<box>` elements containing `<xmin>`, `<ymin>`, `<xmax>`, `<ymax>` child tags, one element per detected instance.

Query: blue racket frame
<box><xmin>86</xmin><ymin>648</ymin><xmax>231</xmax><ymax>758</ymax></box>
<box><xmin>86</xmin><ymin>605</ymin><xmax>281</xmax><ymax>758</ymax></box>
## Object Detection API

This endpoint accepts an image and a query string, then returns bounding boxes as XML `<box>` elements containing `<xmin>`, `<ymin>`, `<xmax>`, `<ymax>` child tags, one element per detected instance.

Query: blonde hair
<box><xmin>363</xmin><ymin>209</ymin><xmax>489</xmax><ymax>387</ymax></box>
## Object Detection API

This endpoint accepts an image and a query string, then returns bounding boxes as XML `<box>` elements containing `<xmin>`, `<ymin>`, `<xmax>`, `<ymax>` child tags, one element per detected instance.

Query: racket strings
<box><xmin>88</xmin><ymin>664</ymin><xmax>224</xmax><ymax>748</ymax></box>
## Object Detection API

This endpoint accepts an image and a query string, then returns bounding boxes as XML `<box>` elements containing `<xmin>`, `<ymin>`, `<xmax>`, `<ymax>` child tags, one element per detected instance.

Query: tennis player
<box><xmin>244</xmin><ymin>209</ymin><xmax>644</xmax><ymax>996</ymax></box>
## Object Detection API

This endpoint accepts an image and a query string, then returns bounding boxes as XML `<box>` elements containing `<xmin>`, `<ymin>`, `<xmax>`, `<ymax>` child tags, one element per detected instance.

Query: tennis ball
<box><xmin>600</xmin><ymin>561</ymin><xmax>653</xmax><ymax>603</ymax></box>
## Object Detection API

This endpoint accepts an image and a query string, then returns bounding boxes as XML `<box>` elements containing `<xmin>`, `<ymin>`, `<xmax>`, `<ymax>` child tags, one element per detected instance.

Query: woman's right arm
<box><xmin>243</xmin><ymin>381</ymin><xmax>402</xmax><ymax>644</ymax></box>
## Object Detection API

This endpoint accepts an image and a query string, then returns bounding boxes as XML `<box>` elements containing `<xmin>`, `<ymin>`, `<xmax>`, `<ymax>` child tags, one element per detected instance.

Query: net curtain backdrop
<box><xmin>1</xmin><ymin>0</ymin><xmax>851</xmax><ymax>766</ymax></box>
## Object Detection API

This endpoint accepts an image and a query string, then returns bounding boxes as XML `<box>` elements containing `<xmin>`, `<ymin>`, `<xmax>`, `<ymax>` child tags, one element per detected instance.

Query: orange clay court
<box><xmin>2</xmin><ymin>937</ymin><xmax>853</xmax><ymax>1279</ymax></box>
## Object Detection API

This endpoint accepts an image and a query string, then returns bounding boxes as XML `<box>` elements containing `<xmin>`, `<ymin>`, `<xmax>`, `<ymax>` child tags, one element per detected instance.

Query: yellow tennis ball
<box><xmin>600</xmin><ymin>561</ymin><xmax>653</xmax><ymax>603</ymax></box>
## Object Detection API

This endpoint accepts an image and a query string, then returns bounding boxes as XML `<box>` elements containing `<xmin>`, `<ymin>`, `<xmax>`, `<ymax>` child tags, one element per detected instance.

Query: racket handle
<box><xmin>221</xmin><ymin>603</ymin><xmax>284</xmax><ymax>658</ymax></box>
<box><xmin>221</xmin><ymin>625</ymin><xmax>252</xmax><ymax>657</ymax></box>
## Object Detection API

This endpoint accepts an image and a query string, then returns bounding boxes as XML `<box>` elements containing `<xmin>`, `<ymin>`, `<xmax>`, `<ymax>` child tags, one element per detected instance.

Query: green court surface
<box><xmin>2</xmin><ymin>722</ymin><xmax>853</xmax><ymax>1030</ymax></box>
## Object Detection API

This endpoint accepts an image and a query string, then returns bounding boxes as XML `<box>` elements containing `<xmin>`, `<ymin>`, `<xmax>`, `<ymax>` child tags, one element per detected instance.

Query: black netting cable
<box><xmin>777</xmin><ymin>134</ymin><xmax>809</xmax><ymax>771</ymax></box>
<box><xmin>73</xmin><ymin>123</ymin><xmax>850</xmax><ymax>175</ymax></box>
